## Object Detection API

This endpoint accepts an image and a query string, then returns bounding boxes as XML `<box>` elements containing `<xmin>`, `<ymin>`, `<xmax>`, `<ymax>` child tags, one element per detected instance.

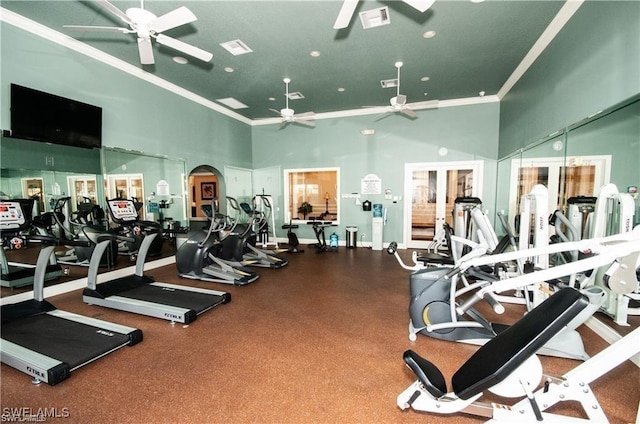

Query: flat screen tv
<box><xmin>10</xmin><ymin>83</ymin><xmax>102</xmax><ymax>149</ymax></box>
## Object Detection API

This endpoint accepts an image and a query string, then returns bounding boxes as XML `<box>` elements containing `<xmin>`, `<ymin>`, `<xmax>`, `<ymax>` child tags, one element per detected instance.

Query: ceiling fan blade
<box><xmin>294</xmin><ymin>119</ymin><xmax>316</xmax><ymax>128</ymax></box>
<box><xmin>155</xmin><ymin>34</ymin><xmax>213</xmax><ymax>62</ymax></box>
<box><xmin>63</xmin><ymin>25</ymin><xmax>132</xmax><ymax>33</ymax></box>
<box><xmin>294</xmin><ymin>111</ymin><xmax>315</xmax><ymax>119</ymax></box>
<box><xmin>150</xmin><ymin>6</ymin><xmax>197</xmax><ymax>33</ymax></box>
<box><xmin>279</xmin><ymin>120</ymin><xmax>290</xmax><ymax>129</ymax></box>
<box><xmin>95</xmin><ymin>0</ymin><xmax>132</xmax><ymax>25</ymax></box>
<box><xmin>269</xmin><ymin>108</ymin><xmax>282</xmax><ymax>116</ymax></box>
<box><xmin>333</xmin><ymin>0</ymin><xmax>359</xmax><ymax>29</ymax></box>
<box><xmin>137</xmin><ymin>37</ymin><xmax>155</xmax><ymax>65</ymax></box>
<box><xmin>407</xmin><ymin>99</ymin><xmax>439</xmax><ymax>110</ymax></box>
<box><xmin>374</xmin><ymin>112</ymin><xmax>392</xmax><ymax>122</ymax></box>
<box><xmin>402</xmin><ymin>0</ymin><xmax>436</xmax><ymax>13</ymax></box>
<box><xmin>400</xmin><ymin>107</ymin><xmax>418</xmax><ymax>119</ymax></box>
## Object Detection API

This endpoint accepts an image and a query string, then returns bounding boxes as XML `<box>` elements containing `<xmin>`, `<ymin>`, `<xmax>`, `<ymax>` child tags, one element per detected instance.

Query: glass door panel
<box><xmin>410</xmin><ymin>170</ymin><xmax>437</xmax><ymax>242</ymax></box>
<box><xmin>405</xmin><ymin>161</ymin><xmax>483</xmax><ymax>249</ymax></box>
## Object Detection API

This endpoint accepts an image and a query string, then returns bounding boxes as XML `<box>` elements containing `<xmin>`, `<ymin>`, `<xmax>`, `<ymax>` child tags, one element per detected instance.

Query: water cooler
<box><xmin>372</xmin><ymin>203</ymin><xmax>384</xmax><ymax>251</ymax></box>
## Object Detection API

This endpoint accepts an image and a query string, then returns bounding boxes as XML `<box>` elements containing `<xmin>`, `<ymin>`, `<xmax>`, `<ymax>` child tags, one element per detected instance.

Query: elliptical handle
<box><xmin>387</xmin><ymin>241</ymin><xmax>398</xmax><ymax>254</ymax></box>
<box><xmin>484</xmin><ymin>293</ymin><xmax>505</xmax><ymax>314</ymax></box>
<box><xmin>456</xmin><ymin>292</ymin><xmax>484</xmax><ymax>315</ymax></box>
<box><xmin>444</xmin><ymin>266</ymin><xmax>461</xmax><ymax>279</ymax></box>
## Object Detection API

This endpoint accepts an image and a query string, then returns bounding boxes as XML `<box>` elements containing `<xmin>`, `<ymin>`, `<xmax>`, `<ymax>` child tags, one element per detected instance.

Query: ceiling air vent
<box><xmin>380</xmin><ymin>78</ymin><xmax>399</xmax><ymax>89</ymax></box>
<box><xmin>216</xmin><ymin>97</ymin><xmax>249</xmax><ymax>109</ymax></box>
<box><xmin>286</xmin><ymin>92</ymin><xmax>305</xmax><ymax>100</ymax></box>
<box><xmin>220</xmin><ymin>39</ymin><xmax>253</xmax><ymax>56</ymax></box>
<box><xmin>359</xmin><ymin>7</ymin><xmax>390</xmax><ymax>29</ymax></box>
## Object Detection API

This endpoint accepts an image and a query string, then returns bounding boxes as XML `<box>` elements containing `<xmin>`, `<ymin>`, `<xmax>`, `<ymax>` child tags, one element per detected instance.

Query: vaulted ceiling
<box><xmin>2</xmin><ymin>0</ymin><xmax>572</xmax><ymax>123</ymax></box>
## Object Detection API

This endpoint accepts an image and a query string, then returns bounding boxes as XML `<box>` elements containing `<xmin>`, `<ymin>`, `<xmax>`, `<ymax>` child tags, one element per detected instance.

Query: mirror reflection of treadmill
<box><xmin>1</xmin><ymin>200</ymin><xmax>63</xmax><ymax>288</ymax></box>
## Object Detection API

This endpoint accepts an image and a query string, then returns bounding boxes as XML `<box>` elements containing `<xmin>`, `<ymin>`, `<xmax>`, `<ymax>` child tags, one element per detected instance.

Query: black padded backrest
<box><xmin>451</xmin><ymin>288</ymin><xmax>588</xmax><ymax>400</ymax></box>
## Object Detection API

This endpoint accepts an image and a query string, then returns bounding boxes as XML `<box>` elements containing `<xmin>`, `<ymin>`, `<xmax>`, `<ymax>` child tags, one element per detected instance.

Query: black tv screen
<box><xmin>10</xmin><ymin>83</ymin><xmax>102</xmax><ymax>149</ymax></box>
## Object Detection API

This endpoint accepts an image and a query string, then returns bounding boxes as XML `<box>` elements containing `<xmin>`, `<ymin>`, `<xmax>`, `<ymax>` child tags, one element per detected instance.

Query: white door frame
<box><xmin>404</xmin><ymin>160</ymin><xmax>484</xmax><ymax>249</ymax></box>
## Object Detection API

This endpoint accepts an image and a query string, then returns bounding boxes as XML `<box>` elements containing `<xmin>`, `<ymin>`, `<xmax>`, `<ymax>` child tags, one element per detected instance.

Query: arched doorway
<box><xmin>188</xmin><ymin>165</ymin><xmax>224</xmax><ymax>223</ymax></box>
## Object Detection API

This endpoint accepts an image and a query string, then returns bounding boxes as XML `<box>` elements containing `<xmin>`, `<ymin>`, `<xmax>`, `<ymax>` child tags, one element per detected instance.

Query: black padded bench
<box><xmin>403</xmin><ymin>288</ymin><xmax>589</xmax><ymax>400</ymax></box>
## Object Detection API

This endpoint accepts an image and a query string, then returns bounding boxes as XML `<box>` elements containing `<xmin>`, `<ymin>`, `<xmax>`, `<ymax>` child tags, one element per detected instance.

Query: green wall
<box><xmin>252</xmin><ymin>102</ymin><xmax>500</xmax><ymax>242</ymax></box>
<box><xmin>0</xmin><ymin>22</ymin><xmax>253</xmax><ymax>174</ymax></box>
<box><xmin>499</xmin><ymin>1</ymin><xmax>640</xmax><ymax>158</ymax></box>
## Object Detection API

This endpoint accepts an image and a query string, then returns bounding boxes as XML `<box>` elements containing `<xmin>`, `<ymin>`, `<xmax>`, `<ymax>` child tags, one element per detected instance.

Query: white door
<box><xmin>404</xmin><ymin>161</ymin><xmax>483</xmax><ymax>249</ymax></box>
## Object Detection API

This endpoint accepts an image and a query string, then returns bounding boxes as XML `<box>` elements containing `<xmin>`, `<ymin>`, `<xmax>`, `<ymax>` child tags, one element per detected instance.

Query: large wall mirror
<box><xmin>496</xmin><ymin>95</ymin><xmax>640</xmax><ymax>236</ymax></box>
<box><xmin>102</xmin><ymin>148</ymin><xmax>187</xmax><ymax>227</ymax></box>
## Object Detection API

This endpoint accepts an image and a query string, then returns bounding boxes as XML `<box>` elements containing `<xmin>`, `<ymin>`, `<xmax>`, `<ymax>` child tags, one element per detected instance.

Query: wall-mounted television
<box><xmin>10</xmin><ymin>83</ymin><xmax>102</xmax><ymax>149</ymax></box>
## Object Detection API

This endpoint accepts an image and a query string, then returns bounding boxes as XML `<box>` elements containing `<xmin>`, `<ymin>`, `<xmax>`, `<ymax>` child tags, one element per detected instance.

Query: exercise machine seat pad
<box><xmin>451</xmin><ymin>288</ymin><xmax>588</xmax><ymax>400</ymax></box>
<box><xmin>403</xmin><ymin>350</ymin><xmax>447</xmax><ymax>398</ymax></box>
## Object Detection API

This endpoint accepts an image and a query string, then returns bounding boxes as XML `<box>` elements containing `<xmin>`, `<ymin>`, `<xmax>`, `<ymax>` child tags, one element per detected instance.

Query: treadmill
<box><xmin>82</xmin><ymin>199</ymin><xmax>231</xmax><ymax>324</ymax></box>
<box><xmin>1</xmin><ymin>200</ymin><xmax>63</xmax><ymax>288</ymax></box>
<box><xmin>0</xmin><ymin>201</ymin><xmax>142</xmax><ymax>385</ymax></box>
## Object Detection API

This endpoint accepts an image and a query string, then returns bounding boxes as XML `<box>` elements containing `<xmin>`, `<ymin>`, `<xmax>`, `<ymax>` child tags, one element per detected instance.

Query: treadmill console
<box><xmin>0</xmin><ymin>201</ymin><xmax>26</xmax><ymax>230</ymax></box>
<box><xmin>107</xmin><ymin>200</ymin><xmax>139</xmax><ymax>223</ymax></box>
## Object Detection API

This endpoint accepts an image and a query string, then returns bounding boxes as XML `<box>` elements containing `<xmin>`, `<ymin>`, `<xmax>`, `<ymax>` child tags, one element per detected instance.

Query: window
<box><xmin>284</xmin><ymin>167</ymin><xmax>339</xmax><ymax>223</ymax></box>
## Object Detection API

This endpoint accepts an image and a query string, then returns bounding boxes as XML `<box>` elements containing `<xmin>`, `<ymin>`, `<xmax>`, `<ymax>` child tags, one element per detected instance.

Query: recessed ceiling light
<box><xmin>173</xmin><ymin>56</ymin><xmax>188</xmax><ymax>64</ymax></box>
<box><xmin>423</xmin><ymin>92</ymin><xmax>428</xmax><ymax>96</ymax></box>
<box><xmin>420</xmin><ymin>76</ymin><xmax>430</xmax><ymax>82</ymax></box>
<box><xmin>268</xmin><ymin>97</ymin><xmax>276</xmax><ymax>101</ymax></box>
<box><xmin>224</xmin><ymin>67</ymin><xmax>235</xmax><ymax>73</ymax></box>
<box><xmin>361</xmin><ymin>129</ymin><xmax>375</xmax><ymax>135</ymax></box>
<box><xmin>422</xmin><ymin>30</ymin><xmax>436</xmax><ymax>39</ymax></box>
<box><xmin>470</xmin><ymin>0</ymin><xmax>485</xmax><ymax>3</ymax></box>
<box><xmin>337</xmin><ymin>87</ymin><xmax>345</xmax><ymax>92</ymax></box>
<box><xmin>310</xmin><ymin>50</ymin><xmax>321</xmax><ymax>57</ymax></box>
<box><xmin>479</xmin><ymin>90</ymin><xmax>486</xmax><ymax>97</ymax></box>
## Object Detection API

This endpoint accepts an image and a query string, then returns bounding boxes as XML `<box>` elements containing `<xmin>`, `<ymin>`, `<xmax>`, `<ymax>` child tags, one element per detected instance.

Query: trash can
<box><xmin>346</xmin><ymin>226</ymin><xmax>358</xmax><ymax>248</ymax></box>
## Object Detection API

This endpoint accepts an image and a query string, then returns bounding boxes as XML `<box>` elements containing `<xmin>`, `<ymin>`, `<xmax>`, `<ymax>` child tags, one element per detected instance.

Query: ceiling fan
<box><xmin>63</xmin><ymin>0</ymin><xmax>213</xmax><ymax>65</ymax></box>
<box><xmin>333</xmin><ymin>0</ymin><xmax>436</xmax><ymax>29</ymax></box>
<box><xmin>269</xmin><ymin>78</ymin><xmax>316</xmax><ymax>129</ymax></box>
<box><xmin>367</xmin><ymin>61</ymin><xmax>439</xmax><ymax>121</ymax></box>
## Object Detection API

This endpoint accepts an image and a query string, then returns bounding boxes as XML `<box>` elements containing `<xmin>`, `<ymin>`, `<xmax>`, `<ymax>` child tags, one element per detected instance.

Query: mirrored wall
<box><xmin>101</xmin><ymin>148</ymin><xmax>188</xmax><ymax>227</ymax></box>
<box><xmin>495</xmin><ymin>95</ymin><xmax>640</xmax><ymax>236</ymax></box>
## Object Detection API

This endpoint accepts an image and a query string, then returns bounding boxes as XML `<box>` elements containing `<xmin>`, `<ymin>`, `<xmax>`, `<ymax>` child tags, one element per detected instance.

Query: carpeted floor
<box><xmin>1</xmin><ymin>245</ymin><xmax>638</xmax><ymax>423</ymax></box>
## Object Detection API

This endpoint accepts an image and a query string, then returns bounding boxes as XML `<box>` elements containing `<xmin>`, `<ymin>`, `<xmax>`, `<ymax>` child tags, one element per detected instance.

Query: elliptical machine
<box><xmin>176</xmin><ymin>199</ymin><xmax>259</xmax><ymax>286</ymax></box>
<box><xmin>386</xmin><ymin>226</ymin><xmax>620</xmax><ymax>360</ymax></box>
<box><xmin>226</xmin><ymin>196</ymin><xmax>288</xmax><ymax>268</ymax></box>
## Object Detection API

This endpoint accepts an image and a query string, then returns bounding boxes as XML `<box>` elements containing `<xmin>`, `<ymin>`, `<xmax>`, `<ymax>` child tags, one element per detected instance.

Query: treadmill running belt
<box><xmin>2</xmin><ymin>314</ymin><xmax>131</xmax><ymax>369</ymax></box>
<box><xmin>117</xmin><ymin>285</ymin><xmax>226</xmax><ymax>314</ymax></box>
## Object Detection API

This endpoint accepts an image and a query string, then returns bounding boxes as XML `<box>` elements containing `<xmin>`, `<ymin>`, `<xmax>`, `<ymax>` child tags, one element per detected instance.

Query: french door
<box><xmin>404</xmin><ymin>161</ymin><xmax>483</xmax><ymax>248</ymax></box>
